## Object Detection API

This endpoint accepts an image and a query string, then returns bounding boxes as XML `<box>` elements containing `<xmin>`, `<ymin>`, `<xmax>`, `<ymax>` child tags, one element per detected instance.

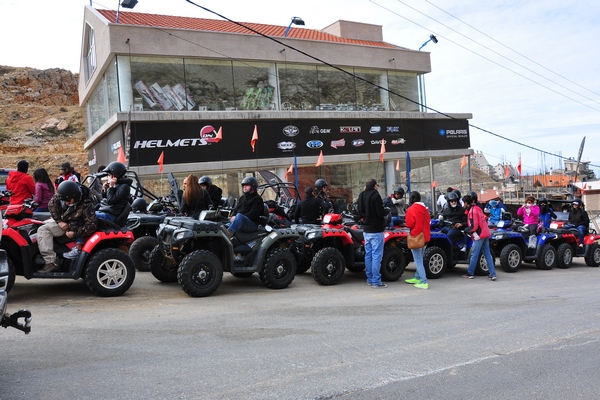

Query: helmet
<box><xmin>393</xmin><ymin>186</ymin><xmax>405</xmax><ymax>196</ymax></box>
<box><xmin>446</xmin><ymin>191</ymin><xmax>459</xmax><ymax>201</ymax></box>
<box><xmin>57</xmin><ymin>181</ymin><xmax>81</xmax><ymax>202</ymax></box>
<box><xmin>451</xmin><ymin>189</ymin><xmax>462</xmax><ymax>199</ymax></box>
<box><xmin>537</xmin><ymin>197</ymin><xmax>548</xmax><ymax>205</ymax></box>
<box><xmin>132</xmin><ymin>197</ymin><xmax>148</xmax><ymax>212</ymax></box>
<box><xmin>241</xmin><ymin>176</ymin><xmax>258</xmax><ymax>191</ymax></box>
<box><xmin>314</xmin><ymin>179</ymin><xmax>328</xmax><ymax>190</ymax></box>
<box><xmin>198</xmin><ymin>176</ymin><xmax>212</xmax><ymax>186</ymax></box>
<box><xmin>467</xmin><ymin>191</ymin><xmax>478</xmax><ymax>202</ymax></box>
<box><xmin>103</xmin><ymin>161</ymin><xmax>127</xmax><ymax>179</ymax></box>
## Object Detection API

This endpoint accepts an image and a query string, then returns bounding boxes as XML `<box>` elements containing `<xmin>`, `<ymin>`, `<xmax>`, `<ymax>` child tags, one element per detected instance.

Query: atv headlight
<box><xmin>173</xmin><ymin>230</ymin><xmax>192</xmax><ymax>241</ymax></box>
<box><xmin>307</xmin><ymin>231</ymin><xmax>318</xmax><ymax>240</ymax></box>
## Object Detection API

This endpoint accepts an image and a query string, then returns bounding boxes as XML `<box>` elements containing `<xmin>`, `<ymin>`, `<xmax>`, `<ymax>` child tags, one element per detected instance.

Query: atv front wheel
<box><xmin>5</xmin><ymin>258</ymin><xmax>15</xmax><ymax>293</ymax></box>
<box><xmin>536</xmin><ymin>244</ymin><xmax>556</xmax><ymax>270</ymax></box>
<box><xmin>311</xmin><ymin>247</ymin><xmax>345</xmax><ymax>285</ymax></box>
<box><xmin>260</xmin><ymin>248</ymin><xmax>297</xmax><ymax>289</ymax></box>
<box><xmin>149</xmin><ymin>245</ymin><xmax>178</xmax><ymax>283</ymax></box>
<box><xmin>381</xmin><ymin>246</ymin><xmax>405</xmax><ymax>281</ymax></box>
<box><xmin>423</xmin><ymin>246</ymin><xmax>447</xmax><ymax>279</ymax></box>
<box><xmin>585</xmin><ymin>243</ymin><xmax>600</xmax><ymax>267</ymax></box>
<box><xmin>129</xmin><ymin>236</ymin><xmax>159</xmax><ymax>272</ymax></box>
<box><xmin>84</xmin><ymin>248</ymin><xmax>135</xmax><ymax>297</ymax></box>
<box><xmin>556</xmin><ymin>243</ymin><xmax>573</xmax><ymax>269</ymax></box>
<box><xmin>500</xmin><ymin>244</ymin><xmax>522</xmax><ymax>273</ymax></box>
<box><xmin>178</xmin><ymin>250</ymin><xmax>223</xmax><ymax>297</ymax></box>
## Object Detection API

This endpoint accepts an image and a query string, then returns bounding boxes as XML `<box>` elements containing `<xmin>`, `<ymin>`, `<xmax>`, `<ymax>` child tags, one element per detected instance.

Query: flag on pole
<box><xmin>583</xmin><ymin>183</ymin><xmax>587</xmax><ymax>190</ymax></box>
<box><xmin>517</xmin><ymin>157</ymin><xmax>522</xmax><ymax>175</ymax></box>
<box><xmin>459</xmin><ymin>155</ymin><xmax>467</xmax><ymax>175</ymax></box>
<box><xmin>284</xmin><ymin>163</ymin><xmax>294</xmax><ymax>181</ymax></box>
<box><xmin>157</xmin><ymin>151</ymin><xmax>164</xmax><ymax>173</ymax></box>
<box><xmin>251</xmin><ymin>125</ymin><xmax>258</xmax><ymax>152</ymax></box>
<box><xmin>316</xmin><ymin>150</ymin><xmax>324</xmax><ymax>167</ymax></box>
<box><xmin>395</xmin><ymin>159</ymin><xmax>400</xmax><ymax>171</ymax></box>
<box><xmin>505</xmin><ymin>164</ymin><xmax>510</xmax><ymax>178</ymax></box>
<box><xmin>432</xmin><ymin>180</ymin><xmax>438</xmax><ymax>188</ymax></box>
<box><xmin>215</xmin><ymin>126</ymin><xmax>222</xmax><ymax>143</ymax></box>
<box><xmin>117</xmin><ymin>146</ymin><xmax>126</xmax><ymax>164</ymax></box>
<box><xmin>379</xmin><ymin>140</ymin><xmax>386</xmax><ymax>163</ymax></box>
<box><xmin>405</xmin><ymin>151</ymin><xmax>411</xmax><ymax>193</ymax></box>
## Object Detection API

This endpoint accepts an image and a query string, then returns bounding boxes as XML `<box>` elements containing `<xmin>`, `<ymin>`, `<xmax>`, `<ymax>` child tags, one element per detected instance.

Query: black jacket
<box><xmin>357</xmin><ymin>188</ymin><xmax>385</xmax><ymax>233</ymax></box>
<box><xmin>442</xmin><ymin>204</ymin><xmax>467</xmax><ymax>228</ymax></box>
<box><xmin>233</xmin><ymin>191</ymin><xmax>264</xmax><ymax>226</ymax></box>
<box><xmin>294</xmin><ymin>193</ymin><xmax>329</xmax><ymax>224</ymax></box>
<box><xmin>97</xmin><ymin>178</ymin><xmax>132</xmax><ymax>217</ymax></box>
<box><xmin>207</xmin><ymin>185</ymin><xmax>224</xmax><ymax>206</ymax></box>
<box><xmin>181</xmin><ymin>188</ymin><xmax>212</xmax><ymax>219</ymax></box>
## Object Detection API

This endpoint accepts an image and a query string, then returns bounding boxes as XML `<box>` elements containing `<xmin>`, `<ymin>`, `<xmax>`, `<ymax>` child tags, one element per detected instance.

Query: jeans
<box><xmin>410</xmin><ymin>247</ymin><xmax>427</xmax><ymax>284</ymax></box>
<box><xmin>467</xmin><ymin>238</ymin><xmax>496</xmax><ymax>277</ymax></box>
<box><xmin>95</xmin><ymin>211</ymin><xmax>116</xmax><ymax>222</ymax></box>
<box><xmin>229</xmin><ymin>213</ymin><xmax>257</xmax><ymax>233</ymax></box>
<box><xmin>577</xmin><ymin>225</ymin><xmax>586</xmax><ymax>245</ymax></box>
<box><xmin>364</xmin><ymin>232</ymin><xmax>384</xmax><ymax>285</ymax></box>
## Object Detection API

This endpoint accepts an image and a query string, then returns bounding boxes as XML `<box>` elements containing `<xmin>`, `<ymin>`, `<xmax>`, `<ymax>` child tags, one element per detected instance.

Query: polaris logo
<box><xmin>277</xmin><ymin>141</ymin><xmax>297</xmax><ymax>150</ymax></box>
<box><xmin>306</xmin><ymin>140</ymin><xmax>323</xmax><ymax>149</ymax></box>
<box><xmin>330</xmin><ymin>138</ymin><xmax>346</xmax><ymax>149</ymax></box>
<box><xmin>133</xmin><ymin>138</ymin><xmax>208</xmax><ymax>149</ymax></box>
<box><xmin>352</xmin><ymin>139</ymin><xmax>364</xmax><ymax>147</ymax></box>
<box><xmin>283</xmin><ymin>125</ymin><xmax>300</xmax><ymax>137</ymax></box>
<box><xmin>369</xmin><ymin>126</ymin><xmax>381</xmax><ymax>134</ymax></box>
<box><xmin>340</xmin><ymin>126</ymin><xmax>361</xmax><ymax>133</ymax></box>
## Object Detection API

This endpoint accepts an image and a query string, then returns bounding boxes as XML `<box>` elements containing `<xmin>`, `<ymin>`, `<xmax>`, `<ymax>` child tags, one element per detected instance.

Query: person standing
<box><xmin>461</xmin><ymin>194</ymin><xmax>497</xmax><ymax>281</ymax></box>
<box><xmin>294</xmin><ymin>186</ymin><xmax>330</xmax><ymax>224</ymax></box>
<box><xmin>357</xmin><ymin>178</ymin><xmax>386</xmax><ymax>288</ymax></box>
<box><xmin>568</xmin><ymin>199</ymin><xmax>589</xmax><ymax>247</ymax></box>
<box><xmin>6</xmin><ymin>160</ymin><xmax>35</xmax><ymax>205</ymax></box>
<box><xmin>33</xmin><ymin>168</ymin><xmax>55</xmax><ymax>212</ymax></box>
<box><xmin>181</xmin><ymin>174</ymin><xmax>212</xmax><ymax>218</ymax></box>
<box><xmin>404</xmin><ymin>191</ymin><xmax>431</xmax><ymax>289</ymax></box>
<box><xmin>383</xmin><ymin>186</ymin><xmax>406</xmax><ymax>228</ymax></box>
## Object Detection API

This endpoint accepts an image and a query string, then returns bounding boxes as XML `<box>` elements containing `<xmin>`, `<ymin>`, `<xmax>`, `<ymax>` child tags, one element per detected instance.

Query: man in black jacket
<box><xmin>294</xmin><ymin>186</ymin><xmax>330</xmax><ymax>224</ymax></box>
<box><xmin>227</xmin><ymin>176</ymin><xmax>264</xmax><ymax>237</ymax></box>
<box><xmin>440</xmin><ymin>191</ymin><xmax>467</xmax><ymax>250</ymax></box>
<box><xmin>199</xmin><ymin>176</ymin><xmax>224</xmax><ymax>207</ymax></box>
<box><xmin>95</xmin><ymin>162</ymin><xmax>131</xmax><ymax>223</ymax></box>
<box><xmin>357</xmin><ymin>178</ymin><xmax>386</xmax><ymax>288</ymax></box>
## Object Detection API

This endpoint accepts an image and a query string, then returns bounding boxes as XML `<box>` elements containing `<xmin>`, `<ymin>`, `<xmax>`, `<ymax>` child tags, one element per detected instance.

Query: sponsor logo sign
<box><xmin>330</xmin><ymin>138</ymin><xmax>346</xmax><ymax>149</ymax></box>
<box><xmin>110</xmin><ymin>141</ymin><xmax>122</xmax><ymax>152</ymax></box>
<box><xmin>371</xmin><ymin>139</ymin><xmax>386</xmax><ymax>145</ymax></box>
<box><xmin>386</xmin><ymin>126</ymin><xmax>400</xmax><ymax>133</ymax></box>
<box><xmin>277</xmin><ymin>141</ymin><xmax>297</xmax><ymax>150</ymax></box>
<box><xmin>200</xmin><ymin>125</ymin><xmax>220</xmax><ymax>143</ymax></box>
<box><xmin>306</xmin><ymin>140</ymin><xmax>324</xmax><ymax>149</ymax></box>
<box><xmin>282</xmin><ymin>125</ymin><xmax>300</xmax><ymax>137</ymax></box>
<box><xmin>134</xmin><ymin>138</ymin><xmax>208</xmax><ymax>149</ymax></box>
<box><xmin>369</xmin><ymin>126</ymin><xmax>381</xmax><ymax>134</ymax></box>
<box><xmin>340</xmin><ymin>126</ymin><xmax>361</xmax><ymax>133</ymax></box>
<box><xmin>352</xmin><ymin>139</ymin><xmax>364</xmax><ymax>147</ymax></box>
<box><xmin>440</xmin><ymin>129</ymin><xmax>468</xmax><ymax>138</ymax></box>
<box><xmin>309</xmin><ymin>126</ymin><xmax>332</xmax><ymax>134</ymax></box>
<box><xmin>391</xmin><ymin>138</ymin><xmax>406</xmax><ymax>145</ymax></box>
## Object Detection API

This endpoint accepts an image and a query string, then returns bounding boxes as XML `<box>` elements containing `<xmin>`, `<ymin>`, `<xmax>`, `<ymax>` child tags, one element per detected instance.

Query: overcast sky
<box><xmin>1</xmin><ymin>0</ymin><xmax>599</xmax><ymax>176</ymax></box>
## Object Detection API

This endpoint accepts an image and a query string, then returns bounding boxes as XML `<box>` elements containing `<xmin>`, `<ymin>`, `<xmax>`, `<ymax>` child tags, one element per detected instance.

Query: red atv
<box><xmin>547</xmin><ymin>219</ymin><xmax>600</xmax><ymax>268</ymax></box>
<box><xmin>1</xmin><ymin>199</ymin><xmax>136</xmax><ymax>297</ymax></box>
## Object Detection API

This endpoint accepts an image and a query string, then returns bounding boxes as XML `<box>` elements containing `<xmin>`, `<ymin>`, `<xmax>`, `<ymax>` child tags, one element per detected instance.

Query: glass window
<box><xmin>184</xmin><ymin>59</ymin><xmax>234</xmax><ymax>111</ymax></box>
<box><xmin>84</xmin><ymin>24</ymin><xmax>96</xmax><ymax>83</ymax></box>
<box><xmin>129</xmin><ymin>57</ymin><xmax>186</xmax><ymax>111</ymax></box>
<box><xmin>106</xmin><ymin>58</ymin><xmax>120</xmax><ymax>117</ymax></box>
<box><xmin>232</xmin><ymin>61</ymin><xmax>274</xmax><ymax>110</ymax></box>
<box><xmin>387</xmin><ymin>71</ymin><xmax>419</xmax><ymax>112</ymax></box>
<box><xmin>316</xmin><ymin>66</ymin><xmax>356</xmax><ymax>110</ymax></box>
<box><xmin>353</xmin><ymin>68</ymin><xmax>382</xmax><ymax>111</ymax></box>
<box><xmin>85</xmin><ymin>82</ymin><xmax>107</xmax><ymax>139</ymax></box>
<box><xmin>278</xmin><ymin>64</ymin><xmax>319</xmax><ymax>110</ymax></box>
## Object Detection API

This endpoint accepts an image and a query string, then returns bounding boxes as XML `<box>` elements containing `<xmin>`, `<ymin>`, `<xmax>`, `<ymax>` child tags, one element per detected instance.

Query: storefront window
<box><xmin>316</xmin><ymin>66</ymin><xmax>356</xmax><ymax>109</ymax></box>
<box><xmin>232</xmin><ymin>61</ymin><xmax>274</xmax><ymax>110</ymax></box>
<box><xmin>106</xmin><ymin>59</ymin><xmax>120</xmax><ymax>117</ymax></box>
<box><xmin>85</xmin><ymin>82</ymin><xmax>106</xmax><ymax>139</ymax></box>
<box><xmin>354</xmin><ymin>68</ymin><xmax>383</xmax><ymax>110</ymax></box>
<box><xmin>387</xmin><ymin>71</ymin><xmax>419</xmax><ymax>112</ymax></box>
<box><xmin>278</xmin><ymin>64</ymin><xmax>319</xmax><ymax>110</ymax></box>
<box><xmin>129</xmin><ymin>56</ymin><xmax>186</xmax><ymax>111</ymax></box>
<box><xmin>184</xmin><ymin>59</ymin><xmax>234</xmax><ymax>111</ymax></box>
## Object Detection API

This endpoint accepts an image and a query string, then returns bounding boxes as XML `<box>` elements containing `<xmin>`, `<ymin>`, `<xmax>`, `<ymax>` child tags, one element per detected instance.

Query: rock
<box><xmin>56</xmin><ymin>120</ymin><xmax>69</xmax><ymax>131</ymax></box>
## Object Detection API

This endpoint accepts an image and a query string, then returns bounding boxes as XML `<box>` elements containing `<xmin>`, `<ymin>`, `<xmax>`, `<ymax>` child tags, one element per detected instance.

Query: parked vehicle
<box><xmin>1</xmin><ymin>224</ymin><xmax>31</xmax><ymax>333</ymax></box>
<box><xmin>546</xmin><ymin>219</ymin><xmax>600</xmax><ymax>268</ymax></box>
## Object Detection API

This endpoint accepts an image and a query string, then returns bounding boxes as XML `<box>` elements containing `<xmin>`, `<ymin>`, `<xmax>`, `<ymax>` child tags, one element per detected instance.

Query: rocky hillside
<box><xmin>0</xmin><ymin>65</ymin><xmax>88</xmax><ymax>178</ymax></box>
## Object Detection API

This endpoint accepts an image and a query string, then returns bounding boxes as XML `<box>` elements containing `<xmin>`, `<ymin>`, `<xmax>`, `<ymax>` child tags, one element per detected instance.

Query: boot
<box><xmin>41</xmin><ymin>261</ymin><xmax>60</xmax><ymax>273</ymax></box>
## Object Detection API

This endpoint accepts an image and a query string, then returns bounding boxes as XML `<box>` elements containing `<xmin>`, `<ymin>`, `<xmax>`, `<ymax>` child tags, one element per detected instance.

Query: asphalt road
<box><xmin>2</xmin><ymin>260</ymin><xmax>599</xmax><ymax>400</ymax></box>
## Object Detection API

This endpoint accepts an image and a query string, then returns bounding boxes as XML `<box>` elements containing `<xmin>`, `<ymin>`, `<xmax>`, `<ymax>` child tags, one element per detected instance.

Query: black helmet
<box><xmin>537</xmin><ymin>197</ymin><xmax>548</xmax><ymax>205</ymax></box>
<box><xmin>132</xmin><ymin>197</ymin><xmax>147</xmax><ymax>212</ymax></box>
<box><xmin>103</xmin><ymin>161</ymin><xmax>127</xmax><ymax>179</ymax></box>
<box><xmin>241</xmin><ymin>176</ymin><xmax>258</xmax><ymax>191</ymax></box>
<box><xmin>448</xmin><ymin>189</ymin><xmax>461</xmax><ymax>200</ymax></box>
<box><xmin>447</xmin><ymin>191</ymin><xmax>459</xmax><ymax>201</ymax></box>
<box><xmin>394</xmin><ymin>186</ymin><xmax>405</xmax><ymax>196</ymax></box>
<box><xmin>314</xmin><ymin>179</ymin><xmax>328</xmax><ymax>190</ymax></box>
<box><xmin>467</xmin><ymin>191</ymin><xmax>478</xmax><ymax>202</ymax></box>
<box><xmin>198</xmin><ymin>176</ymin><xmax>212</xmax><ymax>186</ymax></box>
<box><xmin>57</xmin><ymin>181</ymin><xmax>81</xmax><ymax>202</ymax></box>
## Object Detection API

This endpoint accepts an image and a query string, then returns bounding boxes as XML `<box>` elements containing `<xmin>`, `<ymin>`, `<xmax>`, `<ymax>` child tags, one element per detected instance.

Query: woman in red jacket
<box><xmin>462</xmin><ymin>194</ymin><xmax>497</xmax><ymax>280</ymax></box>
<box><xmin>404</xmin><ymin>191</ymin><xmax>431</xmax><ymax>290</ymax></box>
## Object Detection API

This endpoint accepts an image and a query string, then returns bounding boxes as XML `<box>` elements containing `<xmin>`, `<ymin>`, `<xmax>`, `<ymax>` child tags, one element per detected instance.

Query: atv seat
<box><xmin>234</xmin><ymin>226</ymin><xmax>268</xmax><ymax>243</ymax></box>
<box><xmin>258</xmin><ymin>204</ymin><xmax>270</xmax><ymax>226</ymax></box>
<box><xmin>113</xmin><ymin>203</ymin><xmax>132</xmax><ymax>227</ymax></box>
<box><xmin>348</xmin><ymin>228</ymin><xmax>364</xmax><ymax>242</ymax></box>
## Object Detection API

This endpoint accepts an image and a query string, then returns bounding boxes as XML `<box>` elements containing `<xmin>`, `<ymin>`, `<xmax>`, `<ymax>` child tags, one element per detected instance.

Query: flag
<box><xmin>505</xmin><ymin>164</ymin><xmax>510</xmax><ymax>178</ymax></box>
<box><xmin>117</xmin><ymin>146</ymin><xmax>126</xmax><ymax>164</ymax></box>
<box><xmin>316</xmin><ymin>150</ymin><xmax>324</xmax><ymax>167</ymax></box>
<box><xmin>215</xmin><ymin>126</ymin><xmax>222</xmax><ymax>143</ymax></box>
<box><xmin>294</xmin><ymin>155</ymin><xmax>299</xmax><ymax>190</ymax></box>
<box><xmin>432</xmin><ymin>180</ymin><xmax>438</xmax><ymax>188</ymax></box>
<box><xmin>405</xmin><ymin>151</ymin><xmax>411</xmax><ymax>193</ymax></box>
<box><xmin>517</xmin><ymin>157</ymin><xmax>522</xmax><ymax>175</ymax></box>
<box><xmin>395</xmin><ymin>159</ymin><xmax>400</xmax><ymax>171</ymax></box>
<box><xmin>459</xmin><ymin>155</ymin><xmax>467</xmax><ymax>175</ymax></box>
<box><xmin>251</xmin><ymin>125</ymin><xmax>258</xmax><ymax>152</ymax></box>
<box><xmin>583</xmin><ymin>183</ymin><xmax>587</xmax><ymax>190</ymax></box>
<box><xmin>284</xmin><ymin>163</ymin><xmax>294</xmax><ymax>181</ymax></box>
<box><xmin>157</xmin><ymin>151</ymin><xmax>164</xmax><ymax>173</ymax></box>
<box><xmin>379</xmin><ymin>140</ymin><xmax>386</xmax><ymax>163</ymax></box>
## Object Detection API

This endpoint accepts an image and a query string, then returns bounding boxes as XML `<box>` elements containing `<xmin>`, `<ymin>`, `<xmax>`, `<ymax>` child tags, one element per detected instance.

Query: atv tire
<box><xmin>311</xmin><ymin>247</ymin><xmax>345</xmax><ymax>285</ymax></box>
<box><xmin>149</xmin><ymin>245</ymin><xmax>178</xmax><ymax>283</ymax></box>
<box><xmin>556</xmin><ymin>243</ymin><xmax>573</xmax><ymax>269</ymax></box>
<box><xmin>84</xmin><ymin>248</ymin><xmax>136</xmax><ymax>297</ymax></box>
<box><xmin>500</xmin><ymin>244</ymin><xmax>522</xmax><ymax>273</ymax></box>
<box><xmin>5</xmin><ymin>258</ymin><xmax>15</xmax><ymax>293</ymax></box>
<box><xmin>423</xmin><ymin>246</ymin><xmax>447</xmax><ymax>279</ymax></box>
<box><xmin>129</xmin><ymin>236</ymin><xmax>159</xmax><ymax>272</ymax></box>
<box><xmin>178</xmin><ymin>250</ymin><xmax>223</xmax><ymax>297</ymax></box>
<box><xmin>474</xmin><ymin>252</ymin><xmax>493</xmax><ymax>276</ymax></box>
<box><xmin>536</xmin><ymin>244</ymin><xmax>556</xmax><ymax>270</ymax></box>
<box><xmin>585</xmin><ymin>243</ymin><xmax>600</xmax><ymax>267</ymax></box>
<box><xmin>381</xmin><ymin>246</ymin><xmax>405</xmax><ymax>282</ymax></box>
<box><xmin>260</xmin><ymin>248</ymin><xmax>297</xmax><ymax>289</ymax></box>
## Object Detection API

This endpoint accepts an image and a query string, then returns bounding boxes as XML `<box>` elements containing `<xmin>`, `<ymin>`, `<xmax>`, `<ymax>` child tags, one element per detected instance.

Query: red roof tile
<box><xmin>96</xmin><ymin>9</ymin><xmax>398</xmax><ymax>49</ymax></box>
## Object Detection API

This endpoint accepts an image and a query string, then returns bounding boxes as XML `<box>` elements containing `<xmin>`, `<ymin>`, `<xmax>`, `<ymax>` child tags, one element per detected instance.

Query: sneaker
<box><xmin>461</xmin><ymin>273</ymin><xmax>474</xmax><ymax>279</ymax></box>
<box><xmin>405</xmin><ymin>277</ymin><xmax>420</xmax><ymax>284</ymax></box>
<box><xmin>63</xmin><ymin>247</ymin><xmax>81</xmax><ymax>259</ymax></box>
<box><xmin>578</xmin><ymin>243</ymin><xmax>584</xmax><ymax>248</ymax></box>
<box><xmin>489</xmin><ymin>276</ymin><xmax>497</xmax><ymax>281</ymax></box>
<box><xmin>41</xmin><ymin>262</ymin><xmax>59</xmax><ymax>273</ymax></box>
<box><xmin>414</xmin><ymin>282</ymin><xmax>429</xmax><ymax>290</ymax></box>
<box><xmin>459</xmin><ymin>244</ymin><xmax>467</xmax><ymax>252</ymax></box>
<box><xmin>372</xmin><ymin>283</ymin><xmax>387</xmax><ymax>288</ymax></box>
<box><xmin>366</xmin><ymin>281</ymin><xmax>372</xmax><ymax>286</ymax></box>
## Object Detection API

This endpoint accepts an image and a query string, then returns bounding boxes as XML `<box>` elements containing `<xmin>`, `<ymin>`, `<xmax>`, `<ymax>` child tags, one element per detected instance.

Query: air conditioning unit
<box><xmin>197</xmin><ymin>106</ymin><xmax>208</xmax><ymax>111</ymax></box>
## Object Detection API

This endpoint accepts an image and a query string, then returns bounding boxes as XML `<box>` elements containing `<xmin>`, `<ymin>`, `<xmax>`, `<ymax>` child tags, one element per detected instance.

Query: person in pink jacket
<box><xmin>462</xmin><ymin>194</ymin><xmax>497</xmax><ymax>280</ymax></box>
<box><xmin>517</xmin><ymin>195</ymin><xmax>540</xmax><ymax>236</ymax></box>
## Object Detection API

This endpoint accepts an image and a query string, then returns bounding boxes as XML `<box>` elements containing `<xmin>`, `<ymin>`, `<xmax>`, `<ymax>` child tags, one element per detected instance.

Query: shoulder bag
<box><xmin>407</xmin><ymin>208</ymin><xmax>427</xmax><ymax>249</ymax></box>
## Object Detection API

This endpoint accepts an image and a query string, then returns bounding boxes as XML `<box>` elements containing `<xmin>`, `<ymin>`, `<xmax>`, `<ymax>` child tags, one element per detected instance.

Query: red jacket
<box><xmin>6</xmin><ymin>170</ymin><xmax>35</xmax><ymax>205</ymax></box>
<box><xmin>405</xmin><ymin>202</ymin><xmax>431</xmax><ymax>242</ymax></box>
<box><xmin>466</xmin><ymin>205</ymin><xmax>491</xmax><ymax>240</ymax></box>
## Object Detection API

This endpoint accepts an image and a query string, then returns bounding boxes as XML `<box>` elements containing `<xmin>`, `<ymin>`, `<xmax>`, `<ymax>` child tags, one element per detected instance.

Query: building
<box><xmin>78</xmin><ymin>6</ymin><xmax>473</xmax><ymax>206</ymax></box>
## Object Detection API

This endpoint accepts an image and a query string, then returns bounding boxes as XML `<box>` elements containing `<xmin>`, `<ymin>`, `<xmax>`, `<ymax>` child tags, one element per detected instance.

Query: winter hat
<box><xmin>17</xmin><ymin>160</ymin><xmax>29</xmax><ymax>173</ymax></box>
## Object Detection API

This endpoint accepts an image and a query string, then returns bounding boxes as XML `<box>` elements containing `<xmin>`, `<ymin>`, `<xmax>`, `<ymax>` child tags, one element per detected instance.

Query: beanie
<box><xmin>17</xmin><ymin>160</ymin><xmax>29</xmax><ymax>173</ymax></box>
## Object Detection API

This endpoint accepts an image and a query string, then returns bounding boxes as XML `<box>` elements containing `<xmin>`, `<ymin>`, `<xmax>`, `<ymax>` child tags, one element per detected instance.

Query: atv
<box><xmin>546</xmin><ymin>220</ymin><xmax>600</xmax><ymax>268</ymax></box>
<box><xmin>1</xmin><ymin>198</ymin><xmax>136</xmax><ymax>297</ymax></box>
<box><xmin>149</xmin><ymin>207</ymin><xmax>299</xmax><ymax>297</ymax></box>
<box><xmin>1</xmin><ymin>226</ymin><xmax>31</xmax><ymax>333</ymax></box>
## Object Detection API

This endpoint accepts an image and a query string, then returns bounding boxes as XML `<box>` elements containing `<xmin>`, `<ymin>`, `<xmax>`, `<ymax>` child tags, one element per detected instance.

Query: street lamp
<box><xmin>117</xmin><ymin>0</ymin><xmax>138</xmax><ymax>23</ymax></box>
<box><xmin>417</xmin><ymin>34</ymin><xmax>438</xmax><ymax>111</ymax></box>
<box><xmin>418</xmin><ymin>34</ymin><xmax>438</xmax><ymax>51</ymax></box>
<box><xmin>284</xmin><ymin>17</ymin><xmax>305</xmax><ymax>37</ymax></box>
